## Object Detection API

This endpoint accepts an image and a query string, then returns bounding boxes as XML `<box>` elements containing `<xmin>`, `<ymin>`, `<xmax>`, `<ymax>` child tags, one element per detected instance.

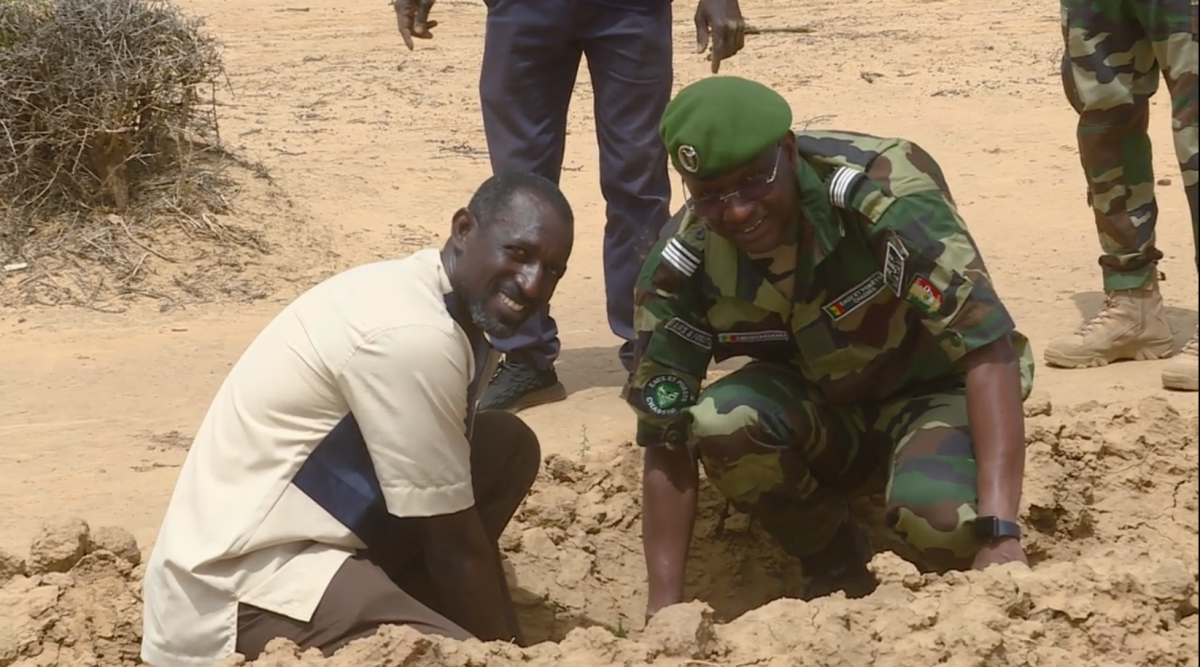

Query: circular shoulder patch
<box><xmin>644</xmin><ymin>374</ymin><xmax>692</xmax><ymax>416</ymax></box>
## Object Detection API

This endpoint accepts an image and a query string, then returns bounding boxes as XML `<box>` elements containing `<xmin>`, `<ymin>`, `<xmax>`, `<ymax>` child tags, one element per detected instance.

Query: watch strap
<box><xmin>973</xmin><ymin>516</ymin><xmax>1021</xmax><ymax>542</ymax></box>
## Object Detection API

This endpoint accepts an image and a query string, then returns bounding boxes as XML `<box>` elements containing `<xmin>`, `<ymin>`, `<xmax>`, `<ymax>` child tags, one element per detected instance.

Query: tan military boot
<box><xmin>1044</xmin><ymin>280</ymin><xmax>1174</xmax><ymax>369</ymax></box>
<box><xmin>1161</xmin><ymin>328</ymin><xmax>1198</xmax><ymax>391</ymax></box>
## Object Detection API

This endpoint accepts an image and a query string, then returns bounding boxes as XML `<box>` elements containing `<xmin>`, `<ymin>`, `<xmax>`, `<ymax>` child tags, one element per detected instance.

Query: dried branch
<box><xmin>744</xmin><ymin>24</ymin><xmax>817</xmax><ymax>35</ymax></box>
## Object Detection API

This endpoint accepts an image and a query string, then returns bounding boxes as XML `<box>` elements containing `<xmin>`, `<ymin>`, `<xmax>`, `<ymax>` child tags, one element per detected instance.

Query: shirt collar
<box><xmin>794</xmin><ymin>157</ymin><xmax>845</xmax><ymax>288</ymax></box>
<box><xmin>426</xmin><ymin>248</ymin><xmax>497</xmax><ymax>438</ymax></box>
<box><xmin>426</xmin><ymin>248</ymin><xmax>485</xmax><ymax>348</ymax></box>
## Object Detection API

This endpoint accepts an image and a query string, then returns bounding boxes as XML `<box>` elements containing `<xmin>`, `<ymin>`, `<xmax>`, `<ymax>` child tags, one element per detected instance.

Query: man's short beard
<box><xmin>469</xmin><ymin>300</ymin><xmax>517</xmax><ymax>339</ymax></box>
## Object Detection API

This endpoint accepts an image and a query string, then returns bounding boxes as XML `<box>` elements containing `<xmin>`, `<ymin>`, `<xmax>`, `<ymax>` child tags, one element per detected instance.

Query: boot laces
<box><xmin>1076</xmin><ymin>295</ymin><xmax>1120</xmax><ymax>335</ymax></box>
<box><xmin>1182</xmin><ymin>330</ymin><xmax>1199</xmax><ymax>357</ymax></box>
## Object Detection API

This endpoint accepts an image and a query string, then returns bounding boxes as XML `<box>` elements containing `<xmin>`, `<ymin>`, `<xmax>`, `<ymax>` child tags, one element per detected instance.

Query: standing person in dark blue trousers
<box><xmin>395</xmin><ymin>0</ymin><xmax>747</xmax><ymax>413</ymax></box>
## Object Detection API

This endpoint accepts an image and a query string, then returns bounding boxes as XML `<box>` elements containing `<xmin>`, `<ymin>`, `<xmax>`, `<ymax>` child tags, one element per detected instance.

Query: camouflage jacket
<box><xmin>623</xmin><ymin>130</ymin><xmax>1035</xmax><ymax>446</ymax></box>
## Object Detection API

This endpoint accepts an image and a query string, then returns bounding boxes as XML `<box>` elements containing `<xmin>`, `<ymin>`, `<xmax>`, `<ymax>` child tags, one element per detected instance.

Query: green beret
<box><xmin>659</xmin><ymin>76</ymin><xmax>793</xmax><ymax>180</ymax></box>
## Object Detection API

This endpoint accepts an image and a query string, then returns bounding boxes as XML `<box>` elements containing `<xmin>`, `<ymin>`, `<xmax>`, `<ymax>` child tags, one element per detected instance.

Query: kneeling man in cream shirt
<box><xmin>141</xmin><ymin>171</ymin><xmax>574</xmax><ymax>666</ymax></box>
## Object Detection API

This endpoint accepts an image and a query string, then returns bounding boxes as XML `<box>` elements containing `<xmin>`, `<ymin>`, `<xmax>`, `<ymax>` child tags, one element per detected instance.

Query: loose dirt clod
<box><xmin>89</xmin><ymin>526</ymin><xmax>142</xmax><ymax>567</ymax></box>
<box><xmin>2</xmin><ymin>397</ymin><xmax>1196</xmax><ymax>666</ymax></box>
<box><xmin>639</xmin><ymin>601</ymin><xmax>716</xmax><ymax>659</ymax></box>
<box><xmin>0</xmin><ymin>549</ymin><xmax>26</xmax><ymax>586</ymax></box>
<box><xmin>1</xmin><ymin>519</ymin><xmax>143</xmax><ymax>667</ymax></box>
<box><xmin>26</xmin><ymin>518</ymin><xmax>89</xmax><ymax>575</ymax></box>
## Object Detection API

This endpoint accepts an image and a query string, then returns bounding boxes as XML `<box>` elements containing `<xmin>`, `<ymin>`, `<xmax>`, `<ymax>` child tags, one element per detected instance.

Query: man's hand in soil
<box><xmin>394</xmin><ymin>0</ymin><xmax>438</xmax><ymax>50</ymax></box>
<box><xmin>972</xmin><ymin>537</ymin><xmax>1028</xmax><ymax>571</ymax></box>
<box><xmin>694</xmin><ymin>0</ymin><xmax>745</xmax><ymax>73</ymax></box>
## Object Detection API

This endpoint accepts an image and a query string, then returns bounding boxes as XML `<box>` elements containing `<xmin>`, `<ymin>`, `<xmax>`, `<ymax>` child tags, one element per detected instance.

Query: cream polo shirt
<box><xmin>140</xmin><ymin>248</ymin><xmax>497</xmax><ymax>667</ymax></box>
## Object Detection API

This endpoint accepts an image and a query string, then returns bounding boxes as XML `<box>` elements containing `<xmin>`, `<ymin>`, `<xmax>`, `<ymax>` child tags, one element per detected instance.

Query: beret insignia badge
<box><xmin>677</xmin><ymin>145</ymin><xmax>700</xmax><ymax>173</ymax></box>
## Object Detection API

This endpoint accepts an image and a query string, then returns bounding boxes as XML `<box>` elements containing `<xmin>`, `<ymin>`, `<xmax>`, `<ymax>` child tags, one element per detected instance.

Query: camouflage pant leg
<box><xmin>876</xmin><ymin>386</ymin><xmax>979</xmax><ymax>567</ymax></box>
<box><xmin>1177</xmin><ymin>2</ymin><xmax>1200</xmax><ymax>271</ymax></box>
<box><xmin>1153</xmin><ymin>0</ymin><xmax>1199</xmax><ymax>272</ymax></box>
<box><xmin>1060</xmin><ymin>0</ymin><xmax>1200</xmax><ymax>290</ymax></box>
<box><xmin>685</xmin><ymin>362</ymin><xmax>883</xmax><ymax>559</ymax></box>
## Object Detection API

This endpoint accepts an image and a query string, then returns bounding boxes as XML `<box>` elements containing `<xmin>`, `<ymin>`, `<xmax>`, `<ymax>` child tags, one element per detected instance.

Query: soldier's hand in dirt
<box><xmin>694</xmin><ymin>0</ymin><xmax>745</xmax><ymax>73</ymax></box>
<box><xmin>644</xmin><ymin>599</ymin><xmax>672</xmax><ymax>625</ymax></box>
<box><xmin>972</xmin><ymin>537</ymin><xmax>1028</xmax><ymax>571</ymax></box>
<box><xmin>393</xmin><ymin>0</ymin><xmax>438</xmax><ymax>50</ymax></box>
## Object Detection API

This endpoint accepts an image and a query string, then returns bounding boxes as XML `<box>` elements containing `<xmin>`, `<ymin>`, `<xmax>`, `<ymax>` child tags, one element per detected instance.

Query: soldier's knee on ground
<box><xmin>885</xmin><ymin>497</ymin><xmax>978</xmax><ymax>568</ymax></box>
<box><xmin>884</xmin><ymin>416</ymin><xmax>980</xmax><ymax>567</ymax></box>
<box><xmin>689</xmin><ymin>395</ymin><xmax>787</xmax><ymax>509</ymax></box>
<box><xmin>689</xmin><ymin>393</ymin><xmax>849</xmax><ymax>560</ymax></box>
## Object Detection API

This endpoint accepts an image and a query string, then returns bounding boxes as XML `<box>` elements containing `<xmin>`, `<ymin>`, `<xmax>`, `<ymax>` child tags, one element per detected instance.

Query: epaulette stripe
<box><xmin>662</xmin><ymin>238</ymin><xmax>700</xmax><ymax>277</ymax></box>
<box><xmin>663</xmin><ymin>240</ymin><xmax>700</xmax><ymax>276</ymax></box>
<box><xmin>668</xmin><ymin>237</ymin><xmax>701</xmax><ymax>266</ymax></box>
<box><xmin>829</xmin><ymin>166</ymin><xmax>866</xmax><ymax>209</ymax></box>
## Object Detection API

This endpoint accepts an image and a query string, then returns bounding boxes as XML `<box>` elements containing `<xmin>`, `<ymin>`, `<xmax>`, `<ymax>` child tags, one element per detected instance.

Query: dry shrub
<box><xmin>0</xmin><ymin>0</ymin><xmax>267</xmax><ymax>307</ymax></box>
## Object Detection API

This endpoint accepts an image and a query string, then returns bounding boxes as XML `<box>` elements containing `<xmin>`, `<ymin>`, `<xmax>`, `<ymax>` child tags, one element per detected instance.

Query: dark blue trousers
<box><xmin>479</xmin><ymin>0</ymin><xmax>675</xmax><ymax>372</ymax></box>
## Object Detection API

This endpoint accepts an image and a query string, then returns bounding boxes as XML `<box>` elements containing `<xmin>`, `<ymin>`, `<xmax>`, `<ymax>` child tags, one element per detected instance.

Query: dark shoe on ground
<box><xmin>797</xmin><ymin>520</ymin><xmax>879</xmax><ymax>601</ymax></box>
<box><xmin>478</xmin><ymin>357</ymin><xmax>567</xmax><ymax>413</ymax></box>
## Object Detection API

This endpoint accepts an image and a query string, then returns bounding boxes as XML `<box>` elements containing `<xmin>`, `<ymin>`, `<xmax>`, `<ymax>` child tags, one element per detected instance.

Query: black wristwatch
<box><xmin>973</xmin><ymin>516</ymin><xmax>1021</xmax><ymax>543</ymax></box>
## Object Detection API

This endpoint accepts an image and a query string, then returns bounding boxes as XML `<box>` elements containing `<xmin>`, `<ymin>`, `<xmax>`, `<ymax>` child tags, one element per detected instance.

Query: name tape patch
<box><xmin>716</xmin><ymin>330</ymin><xmax>790</xmax><ymax>345</ymax></box>
<box><xmin>883</xmin><ymin>239</ymin><xmax>908</xmax><ymax>297</ymax></box>
<box><xmin>823</xmin><ymin>272</ymin><xmax>886</xmax><ymax>321</ymax></box>
<box><xmin>664</xmin><ymin>317</ymin><xmax>712</xmax><ymax>350</ymax></box>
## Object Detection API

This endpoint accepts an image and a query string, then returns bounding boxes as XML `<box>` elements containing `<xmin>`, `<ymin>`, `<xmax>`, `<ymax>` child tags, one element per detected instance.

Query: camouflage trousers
<box><xmin>1060</xmin><ymin>0</ymin><xmax>1200</xmax><ymax>292</ymax></box>
<box><xmin>686</xmin><ymin>362</ymin><xmax>981</xmax><ymax>567</ymax></box>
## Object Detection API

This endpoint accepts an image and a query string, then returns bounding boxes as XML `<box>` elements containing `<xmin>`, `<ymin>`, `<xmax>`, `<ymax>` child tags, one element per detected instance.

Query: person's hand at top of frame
<box><xmin>393</xmin><ymin>0</ymin><xmax>438</xmax><ymax>50</ymax></box>
<box><xmin>694</xmin><ymin>0</ymin><xmax>745</xmax><ymax>73</ymax></box>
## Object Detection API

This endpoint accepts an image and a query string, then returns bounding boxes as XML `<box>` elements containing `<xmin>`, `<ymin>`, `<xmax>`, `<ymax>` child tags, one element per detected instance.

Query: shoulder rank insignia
<box><xmin>828</xmin><ymin>166</ymin><xmax>867</xmax><ymax>209</ymax></box>
<box><xmin>662</xmin><ymin>237</ymin><xmax>702</xmax><ymax>278</ymax></box>
<box><xmin>659</xmin><ymin>214</ymin><xmax>706</xmax><ymax>278</ymax></box>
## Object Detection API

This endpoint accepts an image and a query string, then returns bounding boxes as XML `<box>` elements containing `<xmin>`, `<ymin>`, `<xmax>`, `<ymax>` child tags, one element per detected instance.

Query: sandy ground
<box><xmin>1</xmin><ymin>0</ymin><xmax>1197</xmax><ymax>664</ymax></box>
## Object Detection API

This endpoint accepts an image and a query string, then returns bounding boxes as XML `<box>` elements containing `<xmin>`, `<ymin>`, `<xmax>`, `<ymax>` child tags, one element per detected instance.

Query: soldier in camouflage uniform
<box><xmin>624</xmin><ymin>77</ymin><xmax>1035</xmax><ymax>620</ymax></box>
<box><xmin>1047</xmin><ymin>0</ymin><xmax>1198</xmax><ymax>391</ymax></box>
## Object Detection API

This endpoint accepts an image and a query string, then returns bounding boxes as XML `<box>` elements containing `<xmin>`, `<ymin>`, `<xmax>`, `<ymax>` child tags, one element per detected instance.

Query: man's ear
<box><xmin>783</xmin><ymin>130</ymin><xmax>797</xmax><ymax>152</ymax></box>
<box><xmin>782</xmin><ymin>130</ymin><xmax>798</xmax><ymax>167</ymax></box>
<box><xmin>449</xmin><ymin>207</ymin><xmax>476</xmax><ymax>252</ymax></box>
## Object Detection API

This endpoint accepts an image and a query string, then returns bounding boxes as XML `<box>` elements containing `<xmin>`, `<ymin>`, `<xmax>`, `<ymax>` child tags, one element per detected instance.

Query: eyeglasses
<box><xmin>685</xmin><ymin>145</ymin><xmax>782</xmax><ymax>220</ymax></box>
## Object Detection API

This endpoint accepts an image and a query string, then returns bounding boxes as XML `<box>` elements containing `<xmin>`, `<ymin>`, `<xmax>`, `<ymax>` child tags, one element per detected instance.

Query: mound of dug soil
<box><xmin>1</xmin><ymin>396</ymin><xmax>1196</xmax><ymax>667</ymax></box>
<box><xmin>0</xmin><ymin>519</ymin><xmax>144</xmax><ymax>666</ymax></box>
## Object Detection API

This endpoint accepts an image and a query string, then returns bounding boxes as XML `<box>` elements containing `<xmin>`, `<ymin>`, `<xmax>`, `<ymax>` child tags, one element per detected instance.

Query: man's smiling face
<box><xmin>453</xmin><ymin>190</ymin><xmax>573</xmax><ymax>338</ymax></box>
<box><xmin>682</xmin><ymin>133</ymin><xmax>801</xmax><ymax>255</ymax></box>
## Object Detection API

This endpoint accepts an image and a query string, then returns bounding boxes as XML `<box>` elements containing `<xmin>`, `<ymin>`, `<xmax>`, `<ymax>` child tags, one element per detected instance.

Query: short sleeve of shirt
<box><xmin>868</xmin><ymin>188</ymin><xmax>1017</xmax><ymax>363</ymax></box>
<box><xmin>623</xmin><ymin>234</ymin><xmax>714</xmax><ymax>448</ymax></box>
<box><xmin>335</xmin><ymin>324</ymin><xmax>474</xmax><ymax>518</ymax></box>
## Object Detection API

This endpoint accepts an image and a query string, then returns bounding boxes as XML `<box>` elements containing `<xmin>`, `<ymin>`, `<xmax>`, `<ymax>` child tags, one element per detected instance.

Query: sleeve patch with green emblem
<box><xmin>644</xmin><ymin>374</ymin><xmax>692</xmax><ymax>416</ymax></box>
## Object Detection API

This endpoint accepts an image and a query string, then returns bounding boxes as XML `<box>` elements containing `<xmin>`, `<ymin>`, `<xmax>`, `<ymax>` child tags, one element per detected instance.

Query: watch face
<box><xmin>974</xmin><ymin>517</ymin><xmax>997</xmax><ymax>539</ymax></box>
